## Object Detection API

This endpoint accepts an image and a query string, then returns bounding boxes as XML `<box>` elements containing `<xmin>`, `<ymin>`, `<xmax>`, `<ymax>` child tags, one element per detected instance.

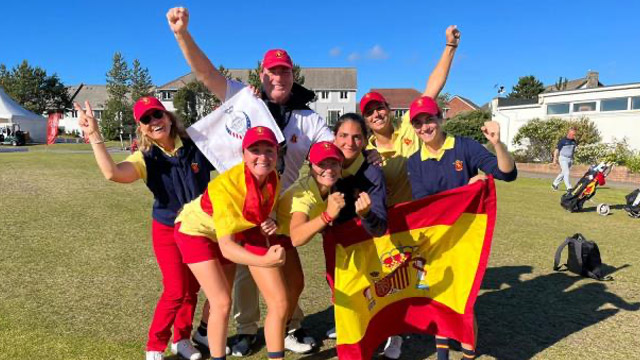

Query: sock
<box><xmin>211</xmin><ymin>356</ymin><xmax>226</xmax><ymax>360</ymax></box>
<box><xmin>197</xmin><ymin>321</ymin><xmax>208</xmax><ymax>336</ymax></box>
<box><xmin>436</xmin><ymin>337</ymin><xmax>449</xmax><ymax>360</ymax></box>
<box><xmin>267</xmin><ymin>351</ymin><xmax>285</xmax><ymax>359</ymax></box>
<box><xmin>461</xmin><ymin>347</ymin><xmax>476</xmax><ymax>359</ymax></box>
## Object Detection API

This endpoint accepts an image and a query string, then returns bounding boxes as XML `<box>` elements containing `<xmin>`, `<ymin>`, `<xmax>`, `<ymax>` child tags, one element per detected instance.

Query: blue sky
<box><xmin>3</xmin><ymin>0</ymin><xmax>639</xmax><ymax>106</ymax></box>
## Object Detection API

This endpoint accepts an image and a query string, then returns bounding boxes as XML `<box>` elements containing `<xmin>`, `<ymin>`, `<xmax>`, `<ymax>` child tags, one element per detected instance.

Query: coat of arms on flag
<box><xmin>323</xmin><ymin>178</ymin><xmax>496</xmax><ymax>360</ymax></box>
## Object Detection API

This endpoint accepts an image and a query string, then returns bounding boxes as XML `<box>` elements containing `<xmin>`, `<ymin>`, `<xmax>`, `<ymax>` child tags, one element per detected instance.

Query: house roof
<box><xmin>157</xmin><ymin>68</ymin><xmax>357</xmax><ymax>91</ymax></box>
<box><xmin>368</xmin><ymin>88</ymin><xmax>422</xmax><ymax>109</ymax></box>
<box><xmin>496</xmin><ymin>97</ymin><xmax>538</xmax><ymax>107</ymax></box>
<box><xmin>67</xmin><ymin>85</ymin><xmax>109</xmax><ymax>109</ymax></box>
<box><xmin>544</xmin><ymin>78</ymin><xmax>605</xmax><ymax>93</ymax></box>
<box><xmin>451</xmin><ymin>95</ymin><xmax>480</xmax><ymax>109</ymax></box>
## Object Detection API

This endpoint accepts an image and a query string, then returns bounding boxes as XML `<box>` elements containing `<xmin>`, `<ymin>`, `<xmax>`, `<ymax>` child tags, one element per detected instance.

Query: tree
<box><xmin>436</xmin><ymin>92</ymin><xmax>451</xmax><ymax>111</ymax></box>
<box><xmin>0</xmin><ymin>60</ymin><xmax>71</xmax><ymax>114</ymax></box>
<box><xmin>102</xmin><ymin>52</ymin><xmax>132</xmax><ymax>140</ymax></box>
<box><xmin>173</xmin><ymin>80</ymin><xmax>219</xmax><ymax>128</ymax></box>
<box><xmin>508</xmin><ymin>75</ymin><xmax>545</xmax><ymax>99</ymax></box>
<box><xmin>553</xmin><ymin>76</ymin><xmax>568</xmax><ymax>91</ymax></box>
<box><xmin>130</xmin><ymin>59</ymin><xmax>154</xmax><ymax>103</ymax></box>
<box><xmin>443</xmin><ymin>109</ymin><xmax>490</xmax><ymax>143</ymax></box>
<box><xmin>247</xmin><ymin>62</ymin><xmax>306</xmax><ymax>90</ymax></box>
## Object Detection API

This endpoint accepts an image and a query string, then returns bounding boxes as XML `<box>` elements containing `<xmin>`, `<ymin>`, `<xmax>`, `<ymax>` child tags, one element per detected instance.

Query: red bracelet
<box><xmin>321</xmin><ymin>211</ymin><xmax>333</xmax><ymax>225</ymax></box>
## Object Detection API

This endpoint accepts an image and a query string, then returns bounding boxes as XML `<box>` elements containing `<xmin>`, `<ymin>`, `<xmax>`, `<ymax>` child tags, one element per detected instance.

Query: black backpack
<box><xmin>553</xmin><ymin>233</ymin><xmax>612</xmax><ymax>281</ymax></box>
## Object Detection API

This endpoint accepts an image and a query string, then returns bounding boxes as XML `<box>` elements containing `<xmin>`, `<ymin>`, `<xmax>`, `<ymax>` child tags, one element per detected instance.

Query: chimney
<box><xmin>586</xmin><ymin>71</ymin><xmax>599</xmax><ymax>88</ymax></box>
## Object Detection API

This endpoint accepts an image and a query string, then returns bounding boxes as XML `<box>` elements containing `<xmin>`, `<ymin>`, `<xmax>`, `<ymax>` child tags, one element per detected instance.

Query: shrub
<box><xmin>512</xmin><ymin>117</ymin><xmax>600</xmax><ymax>162</ymax></box>
<box><xmin>574</xmin><ymin>138</ymin><xmax>635</xmax><ymax>166</ymax></box>
<box><xmin>443</xmin><ymin>110</ymin><xmax>490</xmax><ymax>144</ymax></box>
<box><xmin>626</xmin><ymin>153</ymin><xmax>640</xmax><ymax>174</ymax></box>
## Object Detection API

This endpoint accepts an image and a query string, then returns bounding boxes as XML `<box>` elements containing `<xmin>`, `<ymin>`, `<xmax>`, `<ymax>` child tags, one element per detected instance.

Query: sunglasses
<box><xmin>364</xmin><ymin>105</ymin><xmax>387</xmax><ymax>117</ymax></box>
<box><xmin>139</xmin><ymin>110</ymin><xmax>164</xmax><ymax>124</ymax></box>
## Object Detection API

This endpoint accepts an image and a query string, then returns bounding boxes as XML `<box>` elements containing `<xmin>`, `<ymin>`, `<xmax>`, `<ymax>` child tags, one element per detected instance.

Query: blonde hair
<box><xmin>135</xmin><ymin>111</ymin><xmax>189</xmax><ymax>153</ymax></box>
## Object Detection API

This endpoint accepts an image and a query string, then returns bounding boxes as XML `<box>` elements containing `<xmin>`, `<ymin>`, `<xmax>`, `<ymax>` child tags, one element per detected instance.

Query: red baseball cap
<box><xmin>262</xmin><ymin>49</ymin><xmax>293</xmax><ymax>70</ymax></box>
<box><xmin>359</xmin><ymin>92</ymin><xmax>388</xmax><ymax>114</ymax></box>
<box><xmin>242</xmin><ymin>126</ymin><xmax>278</xmax><ymax>150</ymax></box>
<box><xmin>409</xmin><ymin>96</ymin><xmax>441</xmax><ymax>121</ymax></box>
<box><xmin>133</xmin><ymin>96</ymin><xmax>166</xmax><ymax>123</ymax></box>
<box><xmin>308</xmin><ymin>141</ymin><xmax>344</xmax><ymax>165</ymax></box>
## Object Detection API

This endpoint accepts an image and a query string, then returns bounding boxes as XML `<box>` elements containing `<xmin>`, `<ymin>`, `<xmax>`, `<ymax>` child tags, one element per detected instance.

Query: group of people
<box><xmin>77</xmin><ymin>6</ymin><xmax>517</xmax><ymax>360</ymax></box>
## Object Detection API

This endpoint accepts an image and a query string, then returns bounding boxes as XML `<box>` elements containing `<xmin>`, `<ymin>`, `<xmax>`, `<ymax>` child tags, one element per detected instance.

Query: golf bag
<box><xmin>560</xmin><ymin>162</ymin><xmax>610</xmax><ymax>212</ymax></box>
<box><xmin>624</xmin><ymin>189</ymin><xmax>640</xmax><ymax>218</ymax></box>
<box><xmin>554</xmin><ymin>233</ymin><xmax>612</xmax><ymax>281</ymax></box>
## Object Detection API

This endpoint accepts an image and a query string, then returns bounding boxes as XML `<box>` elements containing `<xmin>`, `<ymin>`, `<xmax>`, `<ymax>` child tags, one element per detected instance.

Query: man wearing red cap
<box><xmin>167</xmin><ymin>7</ymin><xmax>329</xmax><ymax>355</ymax></box>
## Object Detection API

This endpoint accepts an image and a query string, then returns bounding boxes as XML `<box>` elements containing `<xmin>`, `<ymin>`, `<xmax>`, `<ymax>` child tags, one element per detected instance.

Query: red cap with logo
<box><xmin>262</xmin><ymin>49</ymin><xmax>293</xmax><ymax>70</ymax></box>
<box><xmin>242</xmin><ymin>126</ymin><xmax>279</xmax><ymax>149</ymax></box>
<box><xmin>409</xmin><ymin>96</ymin><xmax>441</xmax><ymax>121</ymax></box>
<box><xmin>133</xmin><ymin>96</ymin><xmax>166</xmax><ymax>123</ymax></box>
<box><xmin>359</xmin><ymin>92</ymin><xmax>388</xmax><ymax>114</ymax></box>
<box><xmin>308</xmin><ymin>141</ymin><xmax>344</xmax><ymax>165</ymax></box>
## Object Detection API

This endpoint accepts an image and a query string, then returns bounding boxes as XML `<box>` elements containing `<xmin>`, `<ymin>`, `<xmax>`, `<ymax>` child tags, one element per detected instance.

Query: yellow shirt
<box><xmin>366</xmin><ymin>112</ymin><xmax>420</xmax><ymax>206</ymax></box>
<box><xmin>175</xmin><ymin>194</ymin><xmax>217</xmax><ymax>240</ymax></box>
<box><xmin>342</xmin><ymin>153</ymin><xmax>365</xmax><ymax>177</ymax></box>
<box><xmin>123</xmin><ymin>137</ymin><xmax>184</xmax><ymax>182</ymax></box>
<box><xmin>276</xmin><ymin>176</ymin><xmax>328</xmax><ymax>236</ymax></box>
<box><xmin>420</xmin><ymin>135</ymin><xmax>456</xmax><ymax>161</ymax></box>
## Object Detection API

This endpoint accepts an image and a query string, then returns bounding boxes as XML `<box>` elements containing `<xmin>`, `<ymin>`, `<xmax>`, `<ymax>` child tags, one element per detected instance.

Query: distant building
<box><xmin>57</xmin><ymin>84</ymin><xmax>108</xmax><ymax>135</ymax></box>
<box><xmin>444</xmin><ymin>95</ymin><xmax>480</xmax><ymax>119</ymax></box>
<box><xmin>156</xmin><ymin>67</ymin><xmax>357</xmax><ymax>126</ymax></box>
<box><xmin>491</xmin><ymin>71</ymin><xmax>640</xmax><ymax>150</ymax></box>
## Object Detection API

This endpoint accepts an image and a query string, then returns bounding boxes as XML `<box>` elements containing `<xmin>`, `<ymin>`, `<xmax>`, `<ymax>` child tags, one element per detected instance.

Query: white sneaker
<box><xmin>145</xmin><ymin>351</ymin><xmax>164</xmax><ymax>360</ymax></box>
<box><xmin>383</xmin><ymin>335</ymin><xmax>403</xmax><ymax>359</ymax></box>
<box><xmin>326</xmin><ymin>327</ymin><xmax>337</xmax><ymax>339</ymax></box>
<box><xmin>171</xmin><ymin>339</ymin><xmax>202</xmax><ymax>360</ymax></box>
<box><xmin>284</xmin><ymin>330</ymin><xmax>313</xmax><ymax>354</ymax></box>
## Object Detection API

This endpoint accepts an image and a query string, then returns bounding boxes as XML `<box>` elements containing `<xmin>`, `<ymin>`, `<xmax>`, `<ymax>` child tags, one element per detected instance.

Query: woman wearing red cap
<box><xmin>174</xmin><ymin>126</ymin><xmax>301</xmax><ymax>360</ymax></box>
<box><xmin>406</xmin><ymin>96</ymin><xmax>516</xmax><ymax>360</ymax></box>
<box><xmin>75</xmin><ymin>97</ymin><xmax>212</xmax><ymax>360</ymax></box>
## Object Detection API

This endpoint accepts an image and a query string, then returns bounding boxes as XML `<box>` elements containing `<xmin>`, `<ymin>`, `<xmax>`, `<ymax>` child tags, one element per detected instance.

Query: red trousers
<box><xmin>146</xmin><ymin>220</ymin><xmax>200</xmax><ymax>351</ymax></box>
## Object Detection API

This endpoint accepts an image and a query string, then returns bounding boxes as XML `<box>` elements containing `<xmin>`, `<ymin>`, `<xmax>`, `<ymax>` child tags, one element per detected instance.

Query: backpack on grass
<box><xmin>553</xmin><ymin>233</ymin><xmax>612</xmax><ymax>281</ymax></box>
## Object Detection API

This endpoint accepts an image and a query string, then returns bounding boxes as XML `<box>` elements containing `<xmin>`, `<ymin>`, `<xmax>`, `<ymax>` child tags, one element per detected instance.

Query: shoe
<box><xmin>231</xmin><ymin>334</ymin><xmax>257</xmax><ymax>357</ymax></box>
<box><xmin>292</xmin><ymin>328</ymin><xmax>317</xmax><ymax>348</ymax></box>
<box><xmin>145</xmin><ymin>351</ymin><xmax>164</xmax><ymax>360</ymax></box>
<box><xmin>171</xmin><ymin>339</ymin><xmax>202</xmax><ymax>360</ymax></box>
<box><xmin>326</xmin><ymin>327</ymin><xmax>337</xmax><ymax>339</ymax></box>
<box><xmin>285</xmin><ymin>330</ymin><xmax>313</xmax><ymax>354</ymax></box>
<box><xmin>552</xmin><ymin>183</ymin><xmax>558</xmax><ymax>191</ymax></box>
<box><xmin>193</xmin><ymin>330</ymin><xmax>231</xmax><ymax>355</ymax></box>
<box><xmin>383</xmin><ymin>335</ymin><xmax>403</xmax><ymax>359</ymax></box>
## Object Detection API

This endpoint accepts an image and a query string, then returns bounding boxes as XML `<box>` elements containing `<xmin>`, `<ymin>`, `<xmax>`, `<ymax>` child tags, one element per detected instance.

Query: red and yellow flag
<box><xmin>323</xmin><ymin>177</ymin><xmax>496</xmax><ymax>360</ymax></box>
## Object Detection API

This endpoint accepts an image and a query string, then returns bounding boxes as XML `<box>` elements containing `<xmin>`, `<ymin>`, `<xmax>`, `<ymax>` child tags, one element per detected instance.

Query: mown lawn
<box><xmin>1</xmin><ymin>145</ymin><xmax>638</xmax><ymax>359</ymax></box>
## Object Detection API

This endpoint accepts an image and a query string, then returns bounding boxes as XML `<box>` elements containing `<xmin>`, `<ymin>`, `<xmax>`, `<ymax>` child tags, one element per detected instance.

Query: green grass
<box><xmin>1</xmin><ymin>146</ymin><xmax>638</xmax><ymax>359</ymax></box>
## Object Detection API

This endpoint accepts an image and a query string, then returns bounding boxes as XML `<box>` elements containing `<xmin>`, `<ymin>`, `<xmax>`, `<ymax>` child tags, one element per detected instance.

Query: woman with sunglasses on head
<box><xmin>361</xmin><ymin>25</ymin><xmax>460</xmax><ymax>210</ymax></box>
<box><xmin>76</xmin><ymin>97</ymin><xmax>212</xmax><ymax>360</ymax></box>
<box><xmin>406</xmin><ymin>96</ymin><xmax>516</xmax><ymax>360</ymax></box>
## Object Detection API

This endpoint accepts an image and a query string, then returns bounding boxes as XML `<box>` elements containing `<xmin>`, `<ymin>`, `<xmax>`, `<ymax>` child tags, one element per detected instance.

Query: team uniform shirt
<box><xmin>276</xmin><ymin>176</ymin><xmax>327</xmax><ymax>237</ymax></box>
<box><xmin>125</xmin><ymin>137</ymin><xmax>184</xmax><ymax>182</ymax></box>
<box><xmin>407</xmin><ymin>135</ymin><xmax>518</xmax><ymax>199</ymax></box>
<box><xmin>211</xmin><ymin>162</ymin><xmax>281</xmax><ymax>238</ymax></box>
<box><xmin>557</xmin><ymin>137</ymin><xmax>578</xmax><ymax>159</ymax></box>
<box><xmin>366</xmin><ymin>112</ymin><xmax>420</xmax><ymax>206</ymax></box>
<box><xmin>227</xmin><ymin>79</ymin><xmax>334</xmax><ymax>190</ymax></box>
<box><xmin>175</xmin><ymin>192</ymin><xmax>217</xmax><ymax>240</ymax></box>
<box><xmin>335</xmin><ymin>153</ymin><xmax>388</xmax><ymax>237</ymax></box>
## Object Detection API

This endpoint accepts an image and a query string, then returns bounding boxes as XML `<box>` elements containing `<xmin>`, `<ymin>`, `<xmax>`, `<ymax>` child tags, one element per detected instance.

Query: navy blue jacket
<box><xmin>143</xmin><ymin>138</ymin><xmax>214</xmax><ymax>226</ymax></box>
<box><xmin>407</xmin><ymin>136</ymin><xmax>517</xmax><ymax>199</ymax></box>
<box><xmin>335</xmin><ymin>155</ymin><xmax>388</xmax><ymax>237</ymax></box>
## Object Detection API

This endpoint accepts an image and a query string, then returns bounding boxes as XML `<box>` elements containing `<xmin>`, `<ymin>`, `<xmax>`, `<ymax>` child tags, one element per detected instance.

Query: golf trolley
<box><xmin>560</xmin><ymin>162</ymin><xmax>613</xmax><ymax>215</ymax></box>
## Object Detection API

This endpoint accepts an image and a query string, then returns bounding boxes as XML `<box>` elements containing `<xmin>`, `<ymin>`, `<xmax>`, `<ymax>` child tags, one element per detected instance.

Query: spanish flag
<box><xmin>211</xmin><ymin>162</ymin><xmax>280</xmax><ymax>238</ymax></box>
<box><xmin>323</xmin><ymin>177</ymin><xmax>496</xmax><ymax>360</ymax></box>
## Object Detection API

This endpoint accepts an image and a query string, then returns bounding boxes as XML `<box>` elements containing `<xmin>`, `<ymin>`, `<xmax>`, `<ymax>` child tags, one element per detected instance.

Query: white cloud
<box><xmin>366</xmin><ymin>45</ymin><xmax>389</xmax><ymax>60</ymax></box>
<box><xmin>347</xmin><ymin>52</ymin><xmax>361</xmax><ymax>62</ymax></box>
<box><xmin>329</xmin><ymin>47</ymin><xmax>341</xmax><ymax>57</ymax></box>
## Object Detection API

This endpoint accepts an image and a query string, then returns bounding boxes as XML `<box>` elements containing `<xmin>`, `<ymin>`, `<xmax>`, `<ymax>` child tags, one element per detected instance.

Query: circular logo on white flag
<box><xmin>224</xmin><ymin>111</ymin><xmax>251</xmax><ymax>139</ymax></box>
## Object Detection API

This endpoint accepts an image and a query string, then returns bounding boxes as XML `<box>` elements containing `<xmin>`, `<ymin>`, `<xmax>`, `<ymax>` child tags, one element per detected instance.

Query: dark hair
<box><xmin>333</xmin><ymin>112</ymin><xmax>368</xmax><ymax>138</ymax></box>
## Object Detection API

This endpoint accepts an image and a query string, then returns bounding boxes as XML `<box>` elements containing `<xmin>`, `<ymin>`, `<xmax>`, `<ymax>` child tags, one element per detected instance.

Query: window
<box><xmin>327</xmin><ymin>110</ymin><xmax>341</xmax><ymax>126</ymax></box>
<box><xmin>93</xmin><ymin>110</ymin><xmax>102</xmax><ymax>119</ymax></box>
<box><xmin>572</xmin><ymin>102</ymin><xmax>596</xmax><ymax>112</ymax></box>
<box><xmin>547</xmin><ymin>103</ymin><xmax>569</xmax><ymax>115</ymax></box>
<box><xmin>69</xmin><ymin>110</ymin><xmax>78</xmax><ymax>118</ymax></box>
<box><xmin>319</xmin><ymin>91</ymin><xmax>329</xmax><ymax>100</ymax></box>
<box><xmin>601</xmin><ymin>97</ymin><xmax>628</xmax><ymax>112</ymax></box>
<box><xmin>339</xmin><ymin>91</ymin><xmax>348</xmax><ymax>99</ymax></box>
<box><xmin>394</xmin><ymin>109</ymin><xmax>406</xmax><ymax>118</ymax></box>
<box><xmin>162</xmin><ymin>91</ymin><xmax>173</xmax><ymax>101</ymax></box>
<box><xmin>632</xmin><ymin>97</ymin><xmax>640</xmax><ymax>110</ymax></box>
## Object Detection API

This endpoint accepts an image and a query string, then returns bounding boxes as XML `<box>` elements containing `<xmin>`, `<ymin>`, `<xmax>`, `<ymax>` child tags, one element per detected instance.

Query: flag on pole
<box><xmin>187</xmin><ymin>87</ymin><xmax>284</xmax><ymax>173</ymax></box>
<box><xmin>323</xmin><ymin>178</ymin><xmax>496</xmax><ymax>360</ymax></box>
<box><xmin>47</xmin><ymin>112</ymin><xmax>61</xmax><ymax>145</ymax></box>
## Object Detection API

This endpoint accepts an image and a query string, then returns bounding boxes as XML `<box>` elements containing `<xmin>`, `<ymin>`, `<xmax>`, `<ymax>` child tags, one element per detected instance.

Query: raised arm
<box><xmin>423</xmin><ymin>25</ymin><xmax>460</xmax><ymax>99</ymax></box>
<box><xmin>167</xmin><ymin>7</ymin><xmax>229</xmax><ymax>100</ymax></box>
<box><xmin>75</xmin><ymin>102</ymin><xmax>140</xmax><ymax>183</ymax></box>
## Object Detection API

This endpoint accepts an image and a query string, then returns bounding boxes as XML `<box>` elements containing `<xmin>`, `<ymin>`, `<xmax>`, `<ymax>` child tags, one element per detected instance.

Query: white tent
<box><xmin>0</xmin><ymin>87</ymin><xmax>47</xmax><ymax>143</ymax></box>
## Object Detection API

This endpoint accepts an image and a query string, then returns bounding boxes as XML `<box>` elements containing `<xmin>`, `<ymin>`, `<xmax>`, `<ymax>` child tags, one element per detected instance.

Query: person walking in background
<box><xmin>552</xmin><ymin>127</ymin><xmax>578</xmax><ymax>192</ymax></box>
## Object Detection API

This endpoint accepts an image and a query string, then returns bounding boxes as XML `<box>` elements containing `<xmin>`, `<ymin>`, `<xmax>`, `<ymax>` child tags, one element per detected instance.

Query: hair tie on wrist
<box><xmin>446</xmin><ymin>43</ymin><xmax>458</xmax><ymax>48</ymax></box>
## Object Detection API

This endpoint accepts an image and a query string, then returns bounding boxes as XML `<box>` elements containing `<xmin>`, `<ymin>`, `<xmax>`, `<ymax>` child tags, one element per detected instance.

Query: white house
<box><xmin>156</xmin><ymin>67</ymin><xmax>357</xmax><ymax>126</ymax></box>
<box><xmin>57</xmin><ymin>84</ymin><xmax>108</xmax><ymax>134</ymax></box>
<box><xmin>491</xmin><ymin>71</ymin><xmax>640</xmax><ymax>150</ymax></box>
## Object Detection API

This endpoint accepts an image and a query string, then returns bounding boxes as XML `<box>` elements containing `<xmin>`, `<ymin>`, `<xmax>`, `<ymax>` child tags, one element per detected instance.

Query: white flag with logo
<box><xmin>187</xmin><ymin>86</ymin><xmax>284</xmax><ymax>173</ymax></box>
